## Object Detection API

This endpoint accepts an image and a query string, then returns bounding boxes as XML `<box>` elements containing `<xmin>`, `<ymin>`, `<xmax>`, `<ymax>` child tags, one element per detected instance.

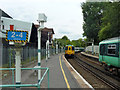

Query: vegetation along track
<box><xmin>67</xmin><ymin>53</ymin><xmax>120</xmax><ymax>89</ymax></box>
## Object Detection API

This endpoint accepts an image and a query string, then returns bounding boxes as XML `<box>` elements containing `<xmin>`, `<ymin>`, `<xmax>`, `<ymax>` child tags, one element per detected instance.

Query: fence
<box><xmin>1</xmin><ymin>46</ymin><xmax>64</xmax><ymax>67</ymax></box>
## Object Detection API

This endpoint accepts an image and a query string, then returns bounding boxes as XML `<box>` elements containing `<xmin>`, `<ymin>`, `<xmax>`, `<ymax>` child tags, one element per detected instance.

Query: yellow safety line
<box><xmin>59</xmin><ymin>56</ymin><xmax>71</xmax><ymax>90</ymax></box>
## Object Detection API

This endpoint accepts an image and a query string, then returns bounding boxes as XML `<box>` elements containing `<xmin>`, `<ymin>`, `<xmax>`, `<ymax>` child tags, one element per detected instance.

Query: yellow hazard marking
<box><xmin>59</xmin><ymin>56</ymin><xmax>71</xmax><ymax>90</ymax></box>
<box><xmin>6</xmin><ymin>30</ymin><xmax>28</xmax><ymax>42</ymax></box>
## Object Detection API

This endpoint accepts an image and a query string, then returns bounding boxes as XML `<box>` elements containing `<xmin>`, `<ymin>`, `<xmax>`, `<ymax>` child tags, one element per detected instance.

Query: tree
<box><xmin>62</xmin><ymin>35</ymin><xmax>69</xmax><ymax>40</ymax></box>
<box><xmin>81</xmin><ymin>2</ymin><xmax>104</xmax><ymax>44</ymax></box>
<box><xmin>98</xmin><ymin>2</ymin><xmax>120</xmax><ymax>41</ymax></box>
<box><xmin>71</xmin><ymin>38</ymin><xmax>86</xmax><ymax>47</ymax></box>
<box><xmin>53</xmin><ymin>36</ymin><xmax>71</xmax><ymax>47</ymax></box>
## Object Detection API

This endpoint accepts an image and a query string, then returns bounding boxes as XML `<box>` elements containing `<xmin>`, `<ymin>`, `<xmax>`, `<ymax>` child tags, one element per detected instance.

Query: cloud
<box><xmin>0</xmin><ymin>0</ymin><xmax>85</xmax><ymax>40</ymax></box>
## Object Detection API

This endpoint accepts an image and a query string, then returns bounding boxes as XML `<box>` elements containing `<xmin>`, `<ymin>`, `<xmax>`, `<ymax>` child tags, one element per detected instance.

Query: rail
<box><xmin>74</xmin><ymin>55</ymin><xmax>120</xmax><ymax>89</ymax></box>
<box><xmin>0</xmin><ymin>67</ymin><xmax>49</xmax><ymax>88</ymax></box>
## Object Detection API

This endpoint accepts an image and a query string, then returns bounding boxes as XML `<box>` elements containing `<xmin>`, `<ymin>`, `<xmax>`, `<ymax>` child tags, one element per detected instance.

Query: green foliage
<box><xmin>54</xmin><ymin>36</ymin><xmax>71</xmax><ymax>47</ymax></box>
<box><xmin>98</xmin><ymin>2</ymin><xmax>120</xmax><ymax>41</ymax></box>
<box><xmin>71</xmin><ymin>38</ymin><xmax>85</xmax><ymax>47</ymax></box>
<box><xmin>81</xmin><ymin>2</ymin><xmax>104</xmax><ymax>44</ymax></box>
<box><xmin>99</xmin><ymin>22</ymin><xmax>111</xmax><ymax>40</ymax></box>
<box><xmin>53</xmin><ymin>35</ymin><xmax>86</xmax><ymax>47</ymax></box>
<box><xmin>82</xmin><ymin>2</ymin><xmax>120</xmax><ymax>42</ymax></box>
<box><xmin>61</xmin><ymin>35</ymin><xmax>69</xmax><ymax>40</ymax></box>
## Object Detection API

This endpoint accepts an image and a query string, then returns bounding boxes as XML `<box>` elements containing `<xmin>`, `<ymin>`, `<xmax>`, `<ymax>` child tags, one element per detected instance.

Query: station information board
<box><xmin>6</xmin><ymin>30</ymin><xmax>28</xmax><ymax>42</ymax></box>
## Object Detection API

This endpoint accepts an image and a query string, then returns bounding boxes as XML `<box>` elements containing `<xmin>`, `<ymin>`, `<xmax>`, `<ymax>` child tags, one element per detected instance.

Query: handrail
<box><xmin>0</xmin><ymin>67</ymin><xmax>49</xmax><ymax>88</ymax></box>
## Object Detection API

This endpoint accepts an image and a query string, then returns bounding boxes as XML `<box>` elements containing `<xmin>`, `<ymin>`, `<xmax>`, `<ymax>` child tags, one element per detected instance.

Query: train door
<box><xmin>100</xmin><ymin>44</ymin><xmax>106</xmax><ymax>62</ymax></box>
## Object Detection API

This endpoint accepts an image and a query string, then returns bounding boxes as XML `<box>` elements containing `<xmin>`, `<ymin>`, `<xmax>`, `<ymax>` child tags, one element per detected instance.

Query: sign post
<box><xmin>6</xmin><ymin>25</ymin><xmax>29</xmax><ymax>88</ymax></box>
<box><xmin>15</xmin><ymin>48</ymin><xmax>21</xmax><ymax>85</ymax></box>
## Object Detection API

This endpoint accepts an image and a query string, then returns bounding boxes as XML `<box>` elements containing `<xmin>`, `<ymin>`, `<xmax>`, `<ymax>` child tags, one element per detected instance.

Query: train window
<box><xmin>65</xmin><ymin>46</ymin><xmax>68</xmax><ymax>50</ymax></box>
<box><xmin>72</xmin><ymin>47</ymin><xmax>75</xmax><ymax>50</ymax></box>
<box><xmin>69</xmin><ymin>47</ymin><xmax>71</xmax><ymax>50</ymax></box>
<box><xmin>2</xmin><ymin>25</ymin><xmax>4</xmax><ymax>29</ymax></box>
<box><xmin>107</xmin><ymin>44</ymin><xmax>116</xmax><ymax>55</ymax></box>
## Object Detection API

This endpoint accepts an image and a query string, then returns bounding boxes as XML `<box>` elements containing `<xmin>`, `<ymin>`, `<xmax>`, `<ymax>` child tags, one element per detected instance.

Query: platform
<box><xmin>81</xmin><ymin>52</ymin><xmax>99</xmax><ymax>60</ymax></box>
<box><xmin>40</xmin><ymin>53</ymin><xmax>93</xmax><ymax>89</ymax></box>
<box><xmin>1</xmin><ymin>53</ymin><xmax>93</xmax><ymax>89</ymax></box>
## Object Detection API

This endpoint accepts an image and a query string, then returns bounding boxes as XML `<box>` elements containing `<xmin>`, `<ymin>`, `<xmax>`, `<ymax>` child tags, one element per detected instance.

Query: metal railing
<box><xmin>0</xmin><ymin>67</ymin><xmax>49</xmax><ymax>88</ymax></box>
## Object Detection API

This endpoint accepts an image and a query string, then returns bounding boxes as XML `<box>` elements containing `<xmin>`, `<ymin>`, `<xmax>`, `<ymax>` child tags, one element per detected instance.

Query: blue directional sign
<box><xmin>6</xmin><ymin>30</ymin><xmax>28</xmax><ymax>42</ymax></box>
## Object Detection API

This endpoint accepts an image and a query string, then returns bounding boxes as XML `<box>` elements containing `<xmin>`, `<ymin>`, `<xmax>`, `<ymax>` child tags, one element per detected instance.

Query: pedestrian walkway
<box><xmin>1</xmin><ymin>53</ymin><xmax>93</xmax><ymax>89</ymax></box>
<box><xmin>41</xmin><ymin>53</ymin><xmax>81</xmax><ymax>88</ymax></box>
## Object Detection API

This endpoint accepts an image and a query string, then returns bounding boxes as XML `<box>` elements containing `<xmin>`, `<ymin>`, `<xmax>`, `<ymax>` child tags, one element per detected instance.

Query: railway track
<box><xmin>78</xmin><ymin>53</ymin><xmax>120</xmax><ymax>80</ymax></box>
<box><xmin>73</xmin><ymin>54</ymin><xmax>120</xmax><ymax>89</ymax></box>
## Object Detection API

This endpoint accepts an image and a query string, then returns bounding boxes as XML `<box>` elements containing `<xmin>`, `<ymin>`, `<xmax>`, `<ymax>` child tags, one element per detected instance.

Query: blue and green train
<box><xmin>99</xmin><ymin>37</ymin><xmax>120</xmax><ymax>73</ymax></box>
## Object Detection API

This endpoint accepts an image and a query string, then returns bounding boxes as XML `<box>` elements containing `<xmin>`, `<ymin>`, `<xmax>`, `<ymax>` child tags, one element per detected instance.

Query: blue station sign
<box><xmin>6</xmin><ymin>30</ymin><xmax>28</xmax><ymax>42</ymax></box>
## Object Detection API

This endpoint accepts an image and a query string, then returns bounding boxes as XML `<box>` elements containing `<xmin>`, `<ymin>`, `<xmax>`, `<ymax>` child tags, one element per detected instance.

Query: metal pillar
<box><xmin>15</xmin><ymin>48</ymin><xmax>21</xmax><ymax>85</ymax></box>
<box><xmin>38</xmin><ymin>25</ymin><xmax>41</xmax><ymax>82</ymax></box>
<box><xmin>46</xmin><ymin>40</ymin><xmax>48</xmax><ymax>61</ymax></box>
<box><xmin>92</xmin><ymin>39</ymin><xmax>94</xmax><ymax>55</ymax></box>
<box><xmin>48</xmin><ymin>32</ymin><xmax>50</xmax><ymax>59</ymax></box>
<box><xmin>37</xmin><ymin>13</ymin><xmax>47</xmax><ymax>82</ymax></box>
<box><xmin>56</xmin><ymin>41</ymin><xmax>58</xmax><ymax>54</ymax></box>
<box><xmin>37</xmin><ymin>22</ymin><xmax>44</xmax><ymax>82</ymax></box>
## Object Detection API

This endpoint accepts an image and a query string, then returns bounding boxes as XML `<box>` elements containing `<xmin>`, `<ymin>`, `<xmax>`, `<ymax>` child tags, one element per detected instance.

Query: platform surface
<box><xmin>1</xmin><ymin>53</ymin><xmax>92</xmax><ymax>89</ymax></box>
<box><xmin>41</xmin><ymin>53</ymin><xmax>81</xmax><ymax>88</ymax></box>
<box><xmin>81</xmin><ymin>52</ymin><xmax>99</xmax><ymax>59</ymax></box>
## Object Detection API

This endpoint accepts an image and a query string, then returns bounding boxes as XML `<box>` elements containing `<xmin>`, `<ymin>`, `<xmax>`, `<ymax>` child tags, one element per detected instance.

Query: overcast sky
<box><xmin>0</xmin><ymin>0</ymin><xmax>86</xmax><ymax>40</ymax></box>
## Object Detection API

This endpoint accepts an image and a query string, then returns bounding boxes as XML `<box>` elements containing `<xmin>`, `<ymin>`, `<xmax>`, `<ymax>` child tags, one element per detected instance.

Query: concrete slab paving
<box><xmin>41</xmin><ymin>53</ymin><xmax>81</xmax><ymax>88</ymax></box>
<box><xmin>1</xmin><ymin>53</ymin><xmax>83</xmax><ymax>89</ymax></box>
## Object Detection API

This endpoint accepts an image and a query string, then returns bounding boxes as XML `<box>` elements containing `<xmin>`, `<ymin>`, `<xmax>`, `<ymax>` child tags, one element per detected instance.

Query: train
<box><xmin>65</xmin><ymin>45</ymin><xmax>75</xmax><ymax>58</ymax></box>
<box><xmin>65</xmin><ymin>45</ymin><xmax>84</xmax><ymax>58</ymax></box>
<box><xmin>99</xmin><ymin>37</ymin><xmax>120</xmax><ymax>74</ymax></box>
<box><xmin>75</xmin><ymin>47</ymin><xmax>84</xmax><ymax>52</ymax></box>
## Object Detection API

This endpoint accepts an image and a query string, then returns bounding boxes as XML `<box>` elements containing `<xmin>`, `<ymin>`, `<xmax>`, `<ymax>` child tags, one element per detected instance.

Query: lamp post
<box><xmin>46</xmin><ymin>40</ymin><xmax>48</xmax><ymax>61</ymax></box>
<box><xmin>37</xmin><ymin>13</ymin><xmax>47</xmax><ymax>82</ymax></box>
<box><xmin>48</xmin><ymin>32</ymin><xmax>50</xmax><ymax>59</ymax></box>
<box><xmin>56</xmin><ymin>41</ymin><xmax>58</xmax><ymax>54</ymax></box>
<box><xmin>92</xmin><ymin>39</ymin><xmax>94</xmax><ymax>55</ymax></box>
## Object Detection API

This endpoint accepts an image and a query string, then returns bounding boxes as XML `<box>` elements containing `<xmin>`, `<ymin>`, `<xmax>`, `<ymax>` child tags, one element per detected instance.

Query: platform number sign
<box><xmin>6</xmin><ymin>30</ymin><xmax>28</xmax><ymax>42</ymax></box>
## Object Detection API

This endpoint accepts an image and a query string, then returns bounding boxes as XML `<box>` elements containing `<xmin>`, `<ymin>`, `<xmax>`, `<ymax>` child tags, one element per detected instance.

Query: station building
<box><xmin>0</xmin><ymin>9</ymin><xmax>55</xmax><ymax>66</ymax></box>
<box><xmin>0</xmin><ymin>9</ymin><xmax>55</xmax><ymax>48</ymax></box>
